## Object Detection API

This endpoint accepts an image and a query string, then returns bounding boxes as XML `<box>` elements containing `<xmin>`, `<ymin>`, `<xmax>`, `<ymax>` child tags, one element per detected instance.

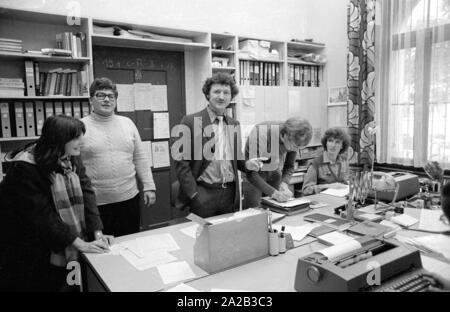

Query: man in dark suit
<box><xmin>173</xmin><ymin>73</ymin><xmax>259</xmax><ymax>218</ymax></box>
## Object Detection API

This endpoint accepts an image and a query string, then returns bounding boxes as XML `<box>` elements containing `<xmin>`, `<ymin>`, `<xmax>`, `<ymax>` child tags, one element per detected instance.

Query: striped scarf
<box><xmin>49</xmin><ymin>158</ymin><xmax>86</xmax><ymax>267</ymax></box>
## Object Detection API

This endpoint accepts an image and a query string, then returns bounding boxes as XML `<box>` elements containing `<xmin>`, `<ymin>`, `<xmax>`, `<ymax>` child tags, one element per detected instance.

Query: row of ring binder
<box><xmin>0</xmin><ymin>100</ymin><xmax>90</xmax><ymax>138</ymax></box>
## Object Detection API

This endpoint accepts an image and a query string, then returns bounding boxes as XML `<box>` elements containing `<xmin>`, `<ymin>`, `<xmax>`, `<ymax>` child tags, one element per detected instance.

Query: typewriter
<box><xmin>294</xmin><ymin>236</ymin><xmax>432</xmax><ymax>292</ymax></box>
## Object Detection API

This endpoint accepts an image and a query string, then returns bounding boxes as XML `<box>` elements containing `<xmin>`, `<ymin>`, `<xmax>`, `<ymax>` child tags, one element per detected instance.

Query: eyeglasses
<box><xmin>94</xmin><ymin>92</ymin><xmax>116</xmax><ymax>101</ymax></box>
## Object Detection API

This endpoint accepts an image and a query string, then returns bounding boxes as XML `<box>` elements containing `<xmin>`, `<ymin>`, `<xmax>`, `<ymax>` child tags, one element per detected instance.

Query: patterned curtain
<box><xmin>347</xmin><ymin>0</ymin><xmax>376</xmax><ymax>168</ymax></box>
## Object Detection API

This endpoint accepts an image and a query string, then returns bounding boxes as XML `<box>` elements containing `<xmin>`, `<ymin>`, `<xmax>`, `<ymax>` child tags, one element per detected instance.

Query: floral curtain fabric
<box><xmin>347</xmin><ymin>0</ymin><xmax>376</xmax><ymax>168</ymax></box>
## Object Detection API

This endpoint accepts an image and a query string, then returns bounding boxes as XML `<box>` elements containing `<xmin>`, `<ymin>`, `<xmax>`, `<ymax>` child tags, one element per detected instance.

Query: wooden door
<box><xmin>93</xmin><ymin>46</ymin><xmax>185</xmax><ymax>228</ymax></box>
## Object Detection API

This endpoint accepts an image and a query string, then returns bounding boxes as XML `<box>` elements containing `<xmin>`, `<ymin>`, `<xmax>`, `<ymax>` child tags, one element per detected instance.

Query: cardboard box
<box><xmin>194</xmin><ymin>210</ymin><xmax>269</xmax><ymax>273</ymax></box>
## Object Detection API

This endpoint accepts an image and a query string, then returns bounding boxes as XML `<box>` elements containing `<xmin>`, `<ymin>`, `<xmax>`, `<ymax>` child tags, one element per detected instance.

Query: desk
<box><xmin>82</xmin><ymin>194</ymin><xmax>450</xmax><ymax>292</ymax></box>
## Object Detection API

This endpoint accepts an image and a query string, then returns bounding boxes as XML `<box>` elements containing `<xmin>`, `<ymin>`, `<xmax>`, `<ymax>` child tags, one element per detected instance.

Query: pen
<box><xmin>268</xmin><ymin>209</ymin><xmax>273</xmax><ymax>232</ymax></box>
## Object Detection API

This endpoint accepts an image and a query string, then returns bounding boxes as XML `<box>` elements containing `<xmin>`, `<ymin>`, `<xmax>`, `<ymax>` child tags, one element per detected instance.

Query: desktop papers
<box><xmin>414</xmin><ymin>235</ymin><xmax>450</xmax><ymax>260</ymax></box>
<box><xmin>117</xmin><ymin>233</ymin><xmax>180</xmax><ymax>270</ymax></box>
<box><xmin>390</xmin><ymin>214</ymin><xmax>419</xmax><ymax>227</ymax></box>
<box><xmin>157</xmin><ymin>261</ymin><xmax>196</xmax><ymax>285</ymax></box>
<box><xmin>272</xmin><ymin>223</ymin><xmax>320</xmax><ymax>241</ymax></box>
<box><xmin>418</xmin><ymin>209</ymin><xmax>450</xmax><ymax>232</ymax></box>
<box><xmin>317</xmin><ymin>231</ymin><xmax>356</xmax><ymax>246</ymax></box>
<box><xmin>320</xmin><ymin>185</ymin><xmax>349</xmax><ymax>197</ymax></box>
<box><xmin>120</xmin><ymin>249</ymin><xmax>177</xmax><ymax>271</ymax></box>
<box><xmin>318</xmin><ymin>240</ymin><xmax>362</xmax><ymax>261</ymax></box>
<box><xmin>165</xmin><ymin>283</ymin><xmax>199</xmax><ymax>292</ymax></box>
<box><xmin>180</xmin><ymin>224</ymin><xmax>199</xmax><ymax>238</ymax></box>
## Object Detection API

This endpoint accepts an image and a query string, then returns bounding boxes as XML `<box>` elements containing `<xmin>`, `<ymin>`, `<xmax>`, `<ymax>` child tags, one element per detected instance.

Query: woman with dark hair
<box><xmin>0</xmin><ymin>115</ymin><xmax>112</xmax><ymax>292</ymax></box>
<box><xmin>302</xmin><ymin>127</ymin><xmax>351</xmax><ymax>195</ymax></box>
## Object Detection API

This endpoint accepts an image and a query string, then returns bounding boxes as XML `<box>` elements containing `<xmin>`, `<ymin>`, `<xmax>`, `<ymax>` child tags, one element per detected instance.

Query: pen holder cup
<box><xmin>269</xmin><ymin>231</ymin><xmax>279</xmax><ymax>256</ymax></box>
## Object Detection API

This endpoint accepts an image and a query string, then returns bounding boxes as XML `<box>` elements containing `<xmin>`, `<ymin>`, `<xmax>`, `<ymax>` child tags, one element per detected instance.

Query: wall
<box><xmin>1</xmin><ymin>0</ymin><xmax>349</xmax><ymax>122</ymax></box>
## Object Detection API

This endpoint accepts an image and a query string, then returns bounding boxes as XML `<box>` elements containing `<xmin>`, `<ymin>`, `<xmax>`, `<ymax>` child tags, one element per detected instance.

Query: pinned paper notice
<box><xmin>116</xmin><ymin>84</ymin><xmax>135</xmax><ymax>112</ymax></box>
<box><xmin>153</xmin><ymin>112</ymin><xmax>170</xmax><ymax>139</ymax></box>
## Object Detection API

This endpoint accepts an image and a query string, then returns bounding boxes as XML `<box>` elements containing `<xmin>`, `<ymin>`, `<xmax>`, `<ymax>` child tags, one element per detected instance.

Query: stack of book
<box><xmin>39</xmin><ymin>67</ymin><xmax>89</xmax><ymax>96</ymax></box>
<box><xmin>0</xmin><ymin>78</ymin><xmax>25</xmax><ymax>96</ymax></box>
<box><xmin>0</xmin><ymin>38</ymin><xmax>22</xmax><ymax>53</ymax></box>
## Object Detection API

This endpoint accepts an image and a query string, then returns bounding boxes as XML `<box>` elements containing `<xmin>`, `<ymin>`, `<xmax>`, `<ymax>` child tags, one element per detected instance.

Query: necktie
<box><xmin>215</xmin><ymin>116</ymin><xmax>225</xmax><ymax>161</ymax></box>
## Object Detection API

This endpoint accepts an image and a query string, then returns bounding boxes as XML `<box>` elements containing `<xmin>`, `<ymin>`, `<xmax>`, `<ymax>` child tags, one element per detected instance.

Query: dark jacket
<box><xmin>173</xmin><ymin>108</ymin><xmax>246</xmax><ymax>210</ymax></box>
<box><xmin>0</xmin><ymin>155</ymin><xmax>103</xmax><ymax>291</ymax></box>
<box><xmin>244</xmin><ymin>121</ymin><xmax>297</xmax><ymax>207</ymax></box>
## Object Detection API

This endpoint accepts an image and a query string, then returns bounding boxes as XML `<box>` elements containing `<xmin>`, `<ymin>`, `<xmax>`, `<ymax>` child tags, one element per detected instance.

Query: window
<box><xmin>377</xmin><ymin>0</ymin><xmax>450</xmax><ymax>168</ymax></box>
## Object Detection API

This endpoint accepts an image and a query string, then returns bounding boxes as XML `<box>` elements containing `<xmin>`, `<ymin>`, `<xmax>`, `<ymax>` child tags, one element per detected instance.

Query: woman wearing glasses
<box><xmin>80</xmin><ymin>77</ymin><xmax>156</xmax><ymax>237</ymax></box>
<box><xmin>302</xmin><ymin>127</ymin><xmax>351</xmax><ymax>195</ymax></box>
<box><xmin>244</xmin><ymin>117</ymin><xmax>313</xmax><ymax>207</ymax></box>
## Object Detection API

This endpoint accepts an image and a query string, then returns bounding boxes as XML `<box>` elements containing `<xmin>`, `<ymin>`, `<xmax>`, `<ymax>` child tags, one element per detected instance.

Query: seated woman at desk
<box><xmin>0</xmin><ymin>115</ymin><xmax>113</xmax><ymax>292</ymax></box>
<box><xmin>423</xmin><ymin>181</ymin><xmax>450</xmax><ymax>291</ymax></box>
<box><xmin>302</xmin><ymin>127</ymin><xmax>350</xmax><ymax>195</ymax></box>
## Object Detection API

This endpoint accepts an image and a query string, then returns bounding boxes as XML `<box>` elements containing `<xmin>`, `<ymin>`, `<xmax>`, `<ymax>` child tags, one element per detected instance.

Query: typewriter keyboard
<box><xmin>377</xmin><ymin>273</ymin><xmax>431</xmax><ymax>292</ymax></box>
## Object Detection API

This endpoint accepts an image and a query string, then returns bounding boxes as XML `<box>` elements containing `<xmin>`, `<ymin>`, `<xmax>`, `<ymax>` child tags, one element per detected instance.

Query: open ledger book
<box><xmin>261</xmin><ymin>197</ymin><xmax>311</xmax><ymax>215</ymax></box>
<box><xmin>320</xmin><ymin>183</ymin><xmax>349</xmax><ymax>197</ymax></box>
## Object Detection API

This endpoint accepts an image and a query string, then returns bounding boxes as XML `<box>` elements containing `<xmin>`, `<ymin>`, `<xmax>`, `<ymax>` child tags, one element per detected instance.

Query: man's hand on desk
<box><xmin>423</xmin><ymin>272</ymin><xmax>450</xmax><ymax>291</ymax></box>
<box><xmin>271</xmin><ymin>190</ymin><xmax>290</xmax><ymax>202</ymax></box>
<box><xmin>279</xmin><ymin>182</ymin><xmax>293</xmax><ymax>198</ymax></box>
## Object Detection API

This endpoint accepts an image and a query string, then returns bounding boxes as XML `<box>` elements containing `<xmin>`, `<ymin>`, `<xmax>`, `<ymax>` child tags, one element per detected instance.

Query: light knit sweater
<box><xmin>80</xmin><ymin>112</ymin><xmax>155</xmax><ymax>205</ymax></box>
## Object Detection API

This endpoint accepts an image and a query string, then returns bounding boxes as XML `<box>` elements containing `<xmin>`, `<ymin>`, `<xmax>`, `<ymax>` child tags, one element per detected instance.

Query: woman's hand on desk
<box><xmin>271</xmin><ymin>190</ymin><xmax>290</xmax><ymax>202</ymax></box>
<box><xmin>72</xmin><ymin>237</ymin><xmax>110</xmax><ymax>253</ymax></box>
<box><xmin>423</xmin><ymin>272</ymin><xmax>450</xmax><ymax>291</ymax></box>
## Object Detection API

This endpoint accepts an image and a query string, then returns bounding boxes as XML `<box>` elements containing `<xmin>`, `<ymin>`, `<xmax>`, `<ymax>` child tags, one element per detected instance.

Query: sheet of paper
<box><xmin>153</xmin><ymin>112</ymin><xmax>170</xmax><ymax>139</ymax></box>
<box><xmin>288</xmin><ymin>90</ymin><xmax>301</xmax><ymax>114</ymax></box>
<box><xmin>152</xmin><ymin>141</ymin><xmax>170</xmax><ymax>168</ymax></box>
<box><xmin>157</xmin><ymin>261</ymin><xmax>196</xmax><ymax>285</ymax></box>
<box><xmin>414</xmin><ymin>235</ymin><xmax>450</xmax><ymax>260</ymax></box>
<box><xmin>318</xmin><ymin>240</ymin><xmax>362</xmax><ymax>261</ymax></box>
<box><xmin>418</xmin><ymin>209</ymin><xmax>449</xmax><ymax>232</ymax></box>
<box><xmin>166</xmin><ymin>283</ymin><xmax>199</xmax><ymax>292</ymax></box>
<box><xmin>119</xmin><ymin>239</ymin><xmax>145</xmax><ymax>258</ymax></box>
<box><xmin>148</xmin><ymin>85</ymin><xmax>168</xmax><ymax>111</ymax></box>
<box><xmin>272</xmin><ymin>223</ymin><xmax>320</xmax><ymax>241</ymax></box>
<box><xmin>318</xmin><ymin>231</ymin><xmax>355</xmax><ymax>245</ymax></box>
<box><xmin>179</xmin><ymin>224</ymin><xmax>199</xmax><ymax>238</ymax></box>
<box><xmin>134</xmin><ymin>83</ymin><xmax>152</xmax><ymax>110</ymax></box>
<box><xmin>321</xmin><ymin>186</ymin><xmax>349</xmax><ymax>197</ymax></box>
<box><xmin>142</xmin><ymin>141</ymin><xmax>153</xmax><ymax>167</ymax></box>
<box><xmin>120</xmin><ymin>249</ymin><xmax>177</xmax><ymax>271</ymax></box>
<box><xmin>309</xmin><ymin>201</ymin><xmax>329</xmax><ymax>209</ymax></box>
<box><xmin>136</xmin><ymin>233</ymin><xmax>180</xmax><ymax>253</ymax></box>
<box><xmin>391</xmin><ymin>214</ymin><xmax>419</xmax><ymax>227</ymax></box>
<box><xmin>116</xmin><ymin>84</ymin><xmax>135</xmax><ymax>112</ymax></box>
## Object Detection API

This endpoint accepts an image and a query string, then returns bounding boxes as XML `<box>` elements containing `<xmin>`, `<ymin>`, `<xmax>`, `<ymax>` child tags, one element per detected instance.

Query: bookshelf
<box><xmin>0</xmin><ymin>8</ymin><xmax>329</xmax><ymax>211</ymax></box>
<box><xmin>0</xmin><ymin>9</ymin><xmax>93</xmax><ymax>181</ymax></box>
<box><xmin>211</xmin><ymin>33</ymin><xmax>237</xmax><ymax>76</ymax></box>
